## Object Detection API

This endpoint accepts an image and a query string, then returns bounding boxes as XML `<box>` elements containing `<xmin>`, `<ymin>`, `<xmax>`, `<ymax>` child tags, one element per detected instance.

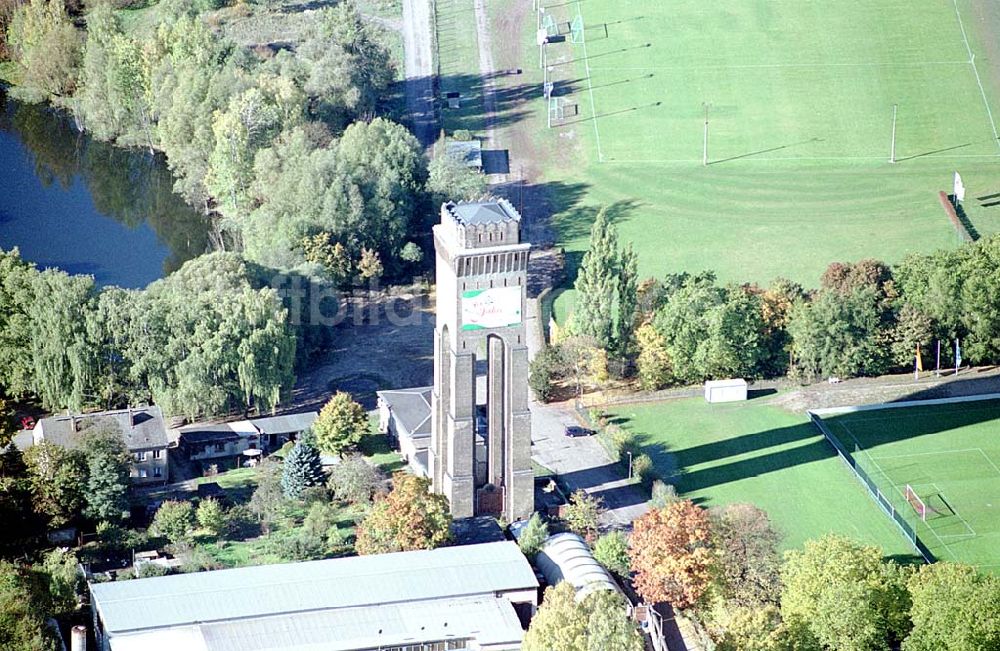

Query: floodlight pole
<box><xmin>889</xmin><ymin>104</ymin><xmax>898</xmax><ymax>164</ymax></box>
<box><xmin>702</xmin><ymin>103</ymin><xmax>710</xmax><ymax>166</ymax></box>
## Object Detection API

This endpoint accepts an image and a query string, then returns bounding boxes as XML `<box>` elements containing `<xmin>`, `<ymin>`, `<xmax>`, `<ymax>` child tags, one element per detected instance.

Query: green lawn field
<box><xmin>542</xmin><ymin>0</ymin><xmax>1000</xmax><ymax>320</ymax></box>
<box><xmin>609</xmin><ymin>397</ymin><xmax>919</xmax><ymax>558</ymax></box>
<box><xmin>817</xmin><ymin>398</ymin><xmax>1000</xmax><ymax>570</ymax></box>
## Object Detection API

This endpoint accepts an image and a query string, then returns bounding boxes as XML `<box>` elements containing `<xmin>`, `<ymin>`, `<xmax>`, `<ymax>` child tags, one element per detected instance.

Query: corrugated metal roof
<box><xmin>535</xmin><ymin>533</ymin><xmax>621</xmax><ymax>601</ymax></box>
<box><xmin>91</xmin><ymin>542</ymin><xmax>537</xmax><ymax>635</ymax></box>
<box><xmin>106</xmin><ymin>596</ymin><xmax>524</xmax><ymax>651</ymax></box>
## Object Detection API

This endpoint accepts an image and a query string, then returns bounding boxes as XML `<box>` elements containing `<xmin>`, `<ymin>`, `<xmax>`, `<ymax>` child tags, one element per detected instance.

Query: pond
<box><xmin>0</xmin><ymin>90</ymin><xmax>212</xmax><ymax>288</ymax></box>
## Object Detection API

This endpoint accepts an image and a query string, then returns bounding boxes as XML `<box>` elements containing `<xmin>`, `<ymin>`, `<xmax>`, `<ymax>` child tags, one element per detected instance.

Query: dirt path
<box><xmin>401</xmin><ymin>0</ymin><xmax>436</xmax><ymax>146</ymax></box>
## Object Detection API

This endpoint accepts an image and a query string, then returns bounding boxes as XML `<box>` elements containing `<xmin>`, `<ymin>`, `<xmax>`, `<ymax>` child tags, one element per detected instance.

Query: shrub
<box><xmin>631</xmin><ymin>453</ymin><xmax>655</xmax><ymax>487</ymax></box>
<box><xmin>196</xmin><ymin>498</ymin><xmax>226</xmax><ymax>537</ymax></box>
<box><xmin>328</xmin><ymin>455</ymin><xmax>381</xmax><ymax>504</ymax></box>
<box><xmin>452</xmin><ymin>129</ymin><xmax>473</xmax><ymax>141</ymax></box>
<box><xmin>650</xmin><ymin>480</ymin><xmax>680</xmax><ymax>508</ymax></box>
<box><xmin>593</xmin><ymin>530</ymin><xmax>631</xmax><ymax>577</ymax></box>
<box><xmin>136</xmin><ymin>562</ymin><xmax>170</xmax><ymax>578</ymax></box>
<box><xmin>518</xmin><ymin>513</ymin><xmax>549</xmax><ymax>559</ymax></box>
<box><xmin>150</xmin><ymin>501</ymin><xmax>195</xmax><ymax>547</ymax></box>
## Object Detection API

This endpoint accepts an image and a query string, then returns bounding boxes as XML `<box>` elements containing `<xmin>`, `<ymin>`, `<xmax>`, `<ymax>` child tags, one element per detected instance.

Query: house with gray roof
<box><xmin>89</xmin><ymin>541</ymin><xmax>539</xmax><ymax>651</ymax></box>
<box><xmin>34</xmin><ymin>406</ymin><xmax>169</xmax><ymax>485</ymax></box>
<box><xmin>377</xmin><ymin>387</ymin><xmax>432</xmax><ymax>475</ymax></box>
<box><xmin>177</xmin><ymin>411</ymin><xmax>318</xmax><ymax>473</ymax></box>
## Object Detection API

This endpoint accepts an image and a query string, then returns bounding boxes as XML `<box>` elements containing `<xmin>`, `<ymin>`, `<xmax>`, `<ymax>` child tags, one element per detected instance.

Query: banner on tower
<box><xmin>461</xmin><ymin>286</ymin><xmax>522</xmax><ymax>330</ymax></box>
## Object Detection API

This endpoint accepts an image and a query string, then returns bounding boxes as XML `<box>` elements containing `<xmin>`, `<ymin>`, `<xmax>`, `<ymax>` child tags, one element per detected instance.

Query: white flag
<box><xmin>954</xmin><ymin>172</ymin><xmax>966</xmax><ymax>203</ymax></box>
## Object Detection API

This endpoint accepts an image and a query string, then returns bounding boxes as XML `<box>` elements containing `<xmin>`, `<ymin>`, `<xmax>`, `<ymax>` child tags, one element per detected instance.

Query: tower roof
<box><xmin>445</xmin><ymin>199</ymin><xmax>521</xmax><ymax>226</ymax></box>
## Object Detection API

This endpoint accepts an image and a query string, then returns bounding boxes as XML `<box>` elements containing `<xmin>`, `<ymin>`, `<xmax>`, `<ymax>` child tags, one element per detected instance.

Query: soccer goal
<box><xmin>905</xmin><ymin>484</ymin><xmax>928</xmax><ymax>521</ymax></box>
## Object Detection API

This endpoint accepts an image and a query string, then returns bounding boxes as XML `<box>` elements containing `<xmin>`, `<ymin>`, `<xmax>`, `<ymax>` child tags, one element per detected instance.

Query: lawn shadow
<box><xmin>894</xmin><ymin>142</ymin><xmax>971</xmax><ymax>163</ymax></box>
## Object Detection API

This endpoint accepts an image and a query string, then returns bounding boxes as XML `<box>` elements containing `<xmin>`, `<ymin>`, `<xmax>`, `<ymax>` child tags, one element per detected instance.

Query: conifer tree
<box><xmin>573</xmin><ymin>208</ymin><xmax>619</xmax><ymax>350</ymax></box>
<box><xmin>281</xmin><ymin>435</ymin><xmax>325</xmax><ymax>499</ymax></box>
<box><xmin>614</xmin><ymin>242</ymin><xmax>639</xmax><ymax>363</ymax></box>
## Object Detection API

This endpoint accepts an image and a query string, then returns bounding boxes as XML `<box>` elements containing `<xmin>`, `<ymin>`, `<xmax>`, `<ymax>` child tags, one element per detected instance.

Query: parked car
<box><xmin>564</xmin><ymin>426</ymin><xmax>595</xmax><ymax>438</ymax></box>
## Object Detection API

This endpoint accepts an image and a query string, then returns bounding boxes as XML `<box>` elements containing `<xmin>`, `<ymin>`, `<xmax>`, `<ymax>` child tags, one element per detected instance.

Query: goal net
<box><xmin>570</xmin><ymin>14</ymin><xmax>585</xmax><ymax>43</ymax></box>
<box><xmin>905</xmin><ymin>484</ymin><xmax>928</xmax><ymax>522</ymax></box>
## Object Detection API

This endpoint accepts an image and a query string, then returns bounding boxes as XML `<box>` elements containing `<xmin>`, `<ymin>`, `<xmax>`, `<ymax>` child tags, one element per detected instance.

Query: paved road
<box><xmin>525</xmin><ymin>299</ymin><xmax>649</xmax><ymax>529</ymax></box>
<box><xmin>401</xmin><ymin>0</ymin><xmax>436</xmax><ymax>147</ymax></box>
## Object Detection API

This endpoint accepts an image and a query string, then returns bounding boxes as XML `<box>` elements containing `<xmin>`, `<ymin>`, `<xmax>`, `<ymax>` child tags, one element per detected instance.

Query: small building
<box><xmin>704</xmin><ymin>378</ymin><xmax>748</xmax><ymax>403</ymax></box>
<box><xmin>176</xmin><ymin>411</ymin><xmax>318</xmax><ymax>474</ymax></box>
<box><xmin>377</xmin><ymin>386</ymin><xmax>432</xmax><ymax>476</ymax></box>
<box><xmin>533</xmin><ymin>532</ymin><xmax>621</xmax><ymax>601</ymax></box>
<box><xmin>445</xmin><ymin>138</ymin><xmax>484</xmax><ymax>170</ymax></box>
<box><xmin>34</xmin><ymin>407</ymin><xmax>169</xmax><ymax>485</ymax></box>
<box><xmin>89</xmin><ymin>541</ymin><xmax>539</xmax><ymax>651</ymax></box>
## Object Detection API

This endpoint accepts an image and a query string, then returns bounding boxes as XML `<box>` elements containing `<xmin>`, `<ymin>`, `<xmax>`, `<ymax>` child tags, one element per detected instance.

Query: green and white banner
<box><xmin>461</xmin><ymin>286</ymin><xmax>522</xmax><ymax>330</ymax></box>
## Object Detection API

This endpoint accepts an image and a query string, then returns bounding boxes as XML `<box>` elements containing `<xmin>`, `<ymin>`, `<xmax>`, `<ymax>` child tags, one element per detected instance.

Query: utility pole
<box><xmin>889</xmin><ymin>103</ymin><xmax>898</xmax><ymax>164</ymax></box>
<box><xmin>702</xmin><ymin>102</ymin><xmax>710</xmax><ymax>166</ymax></box>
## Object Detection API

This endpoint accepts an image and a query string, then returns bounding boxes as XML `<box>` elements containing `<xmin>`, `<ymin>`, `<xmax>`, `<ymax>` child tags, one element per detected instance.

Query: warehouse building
<box><xmin>89</xmin><ymin>541</ymin><xmax>538</xmax><ymax>651</ymax></box>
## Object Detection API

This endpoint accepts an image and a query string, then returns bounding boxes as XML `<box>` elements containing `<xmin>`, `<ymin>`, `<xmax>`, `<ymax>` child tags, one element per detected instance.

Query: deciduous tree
<box><xmin>195</xmin><ymin>498</ymin><xmax>225</xmax><ymax>537</ymax></box>
<box><xmin>81</xmin><ymin>426</ymin><xmax>130</xmax><ymax>525</ymax></box>
<box><xmin>593</xmin><ymin>530</ymin><xmax>630</xmax><ymax>577</ymax></box>
<box><xmin>905</xmin><ymin>562</ymin><xmax>1000</xmax><ymax>651</ymax></box>
<box><xmin>711</xmin><ymin>503</ymin><xmax>782</xmax><ymax>608</ymax></box>
<box><xmin>327</xmin><ymin>454</ymin><xmax>380</xmax><ymax>504</ymax></box>
<box><xmin>629</xmin><ymin>500</ymin><xmax>714</xmax><ymax>608</ymax></box>
<box><xmin>150</xmin><ymin>500</ymin><xmax>195</xmax><ymax>547</ymax></box>
<box><xmin>23</xmin><ymin>442</ymin><xmax>87</xmax><ymax>528</ymax></box>
<box><xmin>562</xmin><ymin>490</ymin><xmax>604</xmax><ymax>543</ymax></box>
<box><xmin>355</xmin><ymin>473</ymin><xmax>451</xmax><ymax>555</ymax></box>
<box><xmin>781</xmin><ymin>534</ymin><xmax>911</xmax><ymax>651</ymax></box>
<box><xmin>314</xmin><ymin>392</ymin><xmax>368</xmax><ymax>457</ymax></box>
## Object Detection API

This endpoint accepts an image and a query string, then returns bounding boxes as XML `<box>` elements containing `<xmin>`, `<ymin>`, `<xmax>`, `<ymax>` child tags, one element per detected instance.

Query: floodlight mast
<box><xmin>889</xmin><ymin>103</ymin><xmax>898</xmax><ymax>164</ymax></box>
<box><xmin>702</xmin><ymin>103</ymin><xmax>710</xmax><ymax>166</ymax></box>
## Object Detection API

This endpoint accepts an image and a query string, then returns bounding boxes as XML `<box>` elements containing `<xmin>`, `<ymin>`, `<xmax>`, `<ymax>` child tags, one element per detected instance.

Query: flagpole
<box><xmin>936</xmin><ymin>340</ymin><xmax>941</xmax><ymax>377</ymax></box>
<box><xmin>955</xmin><ymin>339</ymin><xmax>961</xmax><ymax>375</ymax></box>
<box><xmin>914</xmin><ymin>344</ymin><xmax>919</xmax><ymax>381</ymax></box>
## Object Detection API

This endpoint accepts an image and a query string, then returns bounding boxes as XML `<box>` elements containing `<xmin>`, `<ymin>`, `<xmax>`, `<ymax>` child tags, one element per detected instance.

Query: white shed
<box><xmin>704</xmin><ymin>378</ymin><xmax>748</xmax><ymax>403</ymax></box>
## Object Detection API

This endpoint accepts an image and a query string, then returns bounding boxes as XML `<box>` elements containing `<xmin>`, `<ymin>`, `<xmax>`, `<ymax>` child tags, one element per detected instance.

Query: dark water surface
<box><xmin>0</xmin><ymin>90</ymin><xmax>211</xmax><ymax>288</ymax></box>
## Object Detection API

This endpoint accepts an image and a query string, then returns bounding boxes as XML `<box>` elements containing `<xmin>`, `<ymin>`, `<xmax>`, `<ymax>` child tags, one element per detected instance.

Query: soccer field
<box><xmin>815</xmin><ymin>398</ymin><xmax>1000</xmax><ymax>571</ymax></box>
<box><xmin>609</xmin><ymin>398</ymin><xmax>918</xmax><ymax>558</ymax></box>
<box><xmin>541</xmin><ymin>0</ymin><xmax>1000</xmax><ymax>318</ymax></box>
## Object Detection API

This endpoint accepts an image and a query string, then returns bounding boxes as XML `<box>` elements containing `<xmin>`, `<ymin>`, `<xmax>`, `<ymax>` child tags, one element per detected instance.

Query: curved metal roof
<box><xmin>535</xmin><ymin>532</ymin><xmax>621</xmax><ymax>601</ymax></box>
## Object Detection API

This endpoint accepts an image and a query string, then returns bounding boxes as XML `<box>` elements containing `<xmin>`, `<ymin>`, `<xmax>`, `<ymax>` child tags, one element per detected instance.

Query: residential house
<box><xmin>89</xmin><ymin>541</ymin><xmax>538</xmax><ymax>651</ymax></box>
<box><xmin>34</xmin><ymin>407</ymin><xmax>170</xmax><ymax>485</ymax></box>
<box><xmin>176</xmin><ymin>411</ymin><xmax>318</xmax><ymax>474</ymax></box>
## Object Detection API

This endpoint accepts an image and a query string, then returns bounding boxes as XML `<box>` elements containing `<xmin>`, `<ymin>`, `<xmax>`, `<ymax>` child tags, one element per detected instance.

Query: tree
<box><xmin>629</xmin><ymin>500</ymin><xmax>714</xmax><ymax>608</ymax></box>
<box><xmin>905</xmin><ymin>562</ymin><xmax>1000</xmax><ymax>651</ymax></box>
<box><xmin>327</xmin><ymin>454</ymin><xmax>381</xmax><ymax>504</ymax></box>
<box><xmin>23</xmin><ymin>442</ymin><xmax>87</xmax><ymax>528</ymax></box>
<box><xmin>6</xmin><ymin>0</ymin><xmax>81</xmax><ymax>98</ymax></box>
<box><xmin>314</xmin><ymin>392</ymin><xmax>369</xmax><ymax>457</ymax></box>
<box><xmin>150</xmin><ymin>500</ymin><xmax>195</xmax><ymax>547</ymax></box>
<box><xmin>195</xmin><ymin>498</ymin><xmax>226</xmax><ymax>537</ymax></box>
<box><xmin>518</xmin><ymin>513</ymin><xmax>549</xmax><ymax>559</ymax></box>
<box><xmin>522</xmin><ymin>582</ymin><xmax>642</xmax><ymax>651</ymax></box>
<box><xmin>281</xmin><ymin>436</ymin><xmax>325</xmax><ymax>499</ymax></box>
<box><xmin>593</xmin><ymin>530</ymin><xmax>630</xmax><ymax>577</ymax></box>
<box><xmin>712</xmin><ymin>605</ymin><xmax>794</xmax><ymax>651</ymax></box>
<box><xmin>529</xmin><ymin>344</ymin><xmax>562</xmax><ymax>402</ymax></box>
<box><xmin>0</xmin><ymin>446</ymin><xmax>36</xmax><ymax>555</ymax></box>
<box><xmin>249</xmin><ymin>459</ymin><xmax>286</xmax><ymax>533</ymax></box>
<box><xmin>358</xmin><ymin>247</ymin><xmax>383</xmax><ymax>281</ymax></box>
<box><xmin>81</xmin><ymin>426</ymin><xmax>131</xmax><ymax>525</ymax></box>
<box><xmin>614</xmin><ymin>243</ymin><xmax>639</xmax><ymax>364</ymax></box>
<box><xmin>39</xmin><ymin>548</ymin><xmax>81</xmax><ymax>617</ymax></box>
<box><xmin>573</xmin><ymin>208</ymin><xmax>619</xmax><ymax>350</ymax></box>
<box><xmin>711</xmin><ymin>503</ymin><xmax>782</xmax><ymax>608</ymax></box>
<box><xmin>522</xmin><ymin>582</ymin><xmax>588</xmax><ymax>651</ymax></box>
<box><xmin>302</xmin><ymin>501</ymin><xmax>346</xmax><ymax>554</ymax></box>
<box><xmin>562</xmin><ymin>490</ymin><xmax>604</xmax><ymax>542</ymax></box>
<box><xmin>636</xmin><ymin>323</ymin><xmax>671</xmax><ymax>390</ymax></box>
<box><xmin>0</xmin><ymin>561</ymin><xmax>59</xmax><ymax>651</ymax></box>
<box><xmin>400</xmin><ymin>242</ymin><xmax>423</xmax><ymax>264</ymax></box>
<box><xmin>781</xmin><ymin>534</ymin><xmax>912</xmax><ymax>651</ymax></box>
<box><xmin>427</xmin><ymin>152</ymin><xmax>487</xmax><ymax>202</ymax></box>
<box><xmin>788</xmin><ymin>286</ymin><xmax>891</xmax><ymax>380</ymax></box>
<box><xmin>355</xmin><ymin>473</ymin><xmax>452</xmax><ymax>555</ymax></box>
<box><xmin>583</xmin><ymin>589</ymin><xmax>645</xmax><ymax>651</ymax></box>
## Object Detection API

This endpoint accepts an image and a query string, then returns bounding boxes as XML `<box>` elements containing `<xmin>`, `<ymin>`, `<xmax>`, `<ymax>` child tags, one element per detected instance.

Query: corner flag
<box><xmin>954</xmin><ymin>172</ymin><xmax>966</xmax><ymax>203</ymax></box>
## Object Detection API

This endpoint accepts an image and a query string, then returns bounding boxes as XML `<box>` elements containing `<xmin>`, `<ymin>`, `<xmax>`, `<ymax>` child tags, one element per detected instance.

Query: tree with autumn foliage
<box><xmin>354</xmin><ymin>473</ymin><xmax>452</xmax><ymax>555</ymax></box>
<box><xmin>629</xmin><ymin>500</ymin><xmax>714</xmax><ymax>608</ymax></box>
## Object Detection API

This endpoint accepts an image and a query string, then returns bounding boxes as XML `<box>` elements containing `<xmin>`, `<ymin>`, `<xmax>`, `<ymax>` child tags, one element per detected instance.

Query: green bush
<box><xmin>650</xmin><ymin>480</ymin><xmax>680</xmax><ymax>508</ymax></box>
<box><xmin>452</xmin><ymin>129</ymin><xmax>473</xmax><ymax>141</ymax></box>
<box><xmin>631</xmin><ymin>453</ymin><xmax>655</xmax><ymax>487</ymax></box>
<box><xmin>593</xmin><ymin>530</ymin><xmax>630</xmax><ymax>577</ymax></box>
<box><xmin>518</xmin><ymin>513</ymin><xmax>550</xmax><ymax>559</ymax></box>
<box><xmin>136</xmin><ymin>562</ymin><xmax>170</xmax><ymax>579</ymax></box>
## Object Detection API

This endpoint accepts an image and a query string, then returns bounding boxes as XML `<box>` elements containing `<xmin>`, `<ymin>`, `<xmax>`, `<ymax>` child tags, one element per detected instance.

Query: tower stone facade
<box><xmin>429</xmin><ymin>199</ymin><xmax>534</xmax><ymax>522</ymax></box>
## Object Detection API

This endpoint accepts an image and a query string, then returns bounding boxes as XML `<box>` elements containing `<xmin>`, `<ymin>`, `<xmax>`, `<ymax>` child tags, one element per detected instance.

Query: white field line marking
<box><xmin>594</xmin><ymin>154</ymin><xmax>1000</xmax><ymax>164</ymax></box>
<box><xmin>870</xmin><ymin>447</ymin><xmax>988</xmax><ymax>461</ymax></box>
<box><xmin>576</xmin><ymin>0</ymin><xmax>604</xmax><ymax>163</ymax></box>
<box><xmin>977</xmin><ymin>448</ymin><xmax>1000</xmax><ymax>477</ymax></box>
<box><xmin>924</xmin><ymin>481</ymin><xmax>977</xmax><ymax>538</ymax></box>
<box><xmin>588</xmin><ymin>61</ymin><xmax>971</xmax><ymax>70</ymax></box>
<box><xmin>951</xmin><ymin>0</ymin><xmax>1000</xmax><ymax>152</ymax></box>
<box><xmin>842</xmin><ymin>424</ymin><xmax>959</xmax><ymax>560</ymax></box>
